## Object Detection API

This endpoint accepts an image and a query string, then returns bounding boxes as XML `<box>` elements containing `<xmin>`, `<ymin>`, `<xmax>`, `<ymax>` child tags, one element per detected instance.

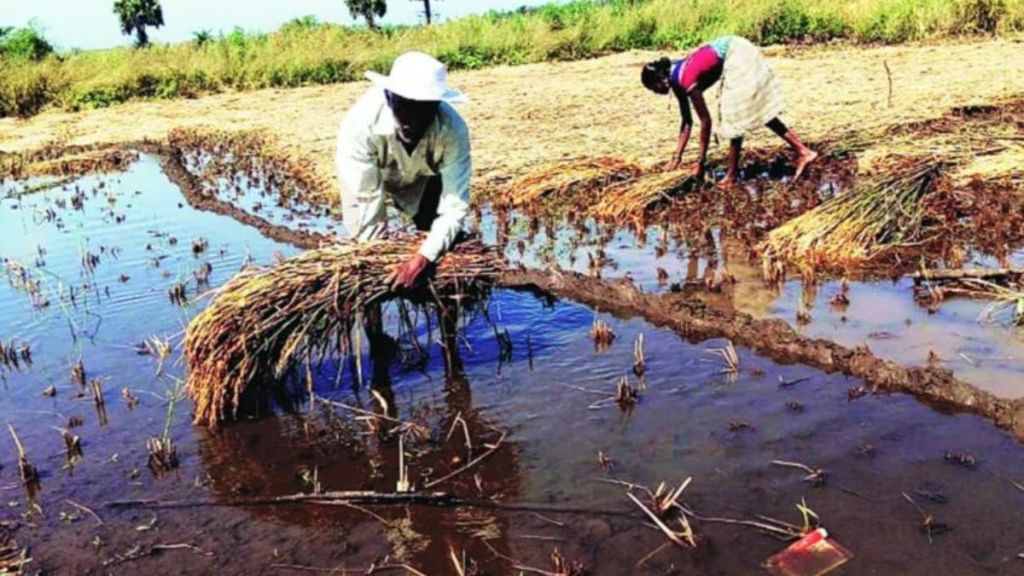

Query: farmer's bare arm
<box><xmin>687</xmin><ymin>89</ymin><xmax>713</xmax><ymax>177</ymax></box>
<box><xmin>671</xmin><ymin>90</ymin><xmax>693</xmax><ymax>170</ymax></box>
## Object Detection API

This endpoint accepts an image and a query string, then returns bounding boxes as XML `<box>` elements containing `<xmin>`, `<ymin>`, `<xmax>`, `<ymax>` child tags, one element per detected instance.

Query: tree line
<box><xmin>112</xmin><ymin>0</ymin><xmax>441</xmax><ymax>47</ymax></box>
<box><xmin>0</xmin><ymin>0</ymin><xmax>439</xmax><ymax>58</ymax></box>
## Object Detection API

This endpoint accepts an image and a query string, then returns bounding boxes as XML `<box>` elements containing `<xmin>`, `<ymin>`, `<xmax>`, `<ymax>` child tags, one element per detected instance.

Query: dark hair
<box><xmin>641</xmin><ymin>57</ymin><xmax>672</xmax><ymax>91</ymax></box>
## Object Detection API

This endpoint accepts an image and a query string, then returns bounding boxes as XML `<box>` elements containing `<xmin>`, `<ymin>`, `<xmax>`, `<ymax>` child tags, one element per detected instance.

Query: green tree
<box><xmin>113</xmin><ymin>0</ymin><xmax>165</xmax><ymax>47</ymax></box>
<box><xmin>192</xmin><ymin>29</ymin><xmax>213</xmax><ymax>47</ymax></box>
<box><xmin>0</xmin><ymin>26</ymin><xmax>54</xmax><ymax>61</ymax></box>
<box><xmin>345</xmin><ymin>0</ymin><xmax>387</xmax><ymax>30</ymax></box>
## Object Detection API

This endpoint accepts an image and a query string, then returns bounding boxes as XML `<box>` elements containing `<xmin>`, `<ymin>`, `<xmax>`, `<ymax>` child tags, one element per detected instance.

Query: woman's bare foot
<box><xmin>794</xmin><ymin>149</ymin><xmax>819</xmax><ymax>181</ymax></box>
<box><xmin>717</xmin><ymin>174</ymin><xmax>738</xmax><ymax>189</ymax></box>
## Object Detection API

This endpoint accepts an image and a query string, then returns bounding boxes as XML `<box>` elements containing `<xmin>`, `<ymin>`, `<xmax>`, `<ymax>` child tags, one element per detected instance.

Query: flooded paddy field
<box><xmin>1</xmin><ymin>151</ymin><xmax>1023</xmax><ymax>575</ymax></box>
<box><xmin>485</xmin><ymin>201</ymin><xmax>1024</xmax><ymax>401</ymax></box>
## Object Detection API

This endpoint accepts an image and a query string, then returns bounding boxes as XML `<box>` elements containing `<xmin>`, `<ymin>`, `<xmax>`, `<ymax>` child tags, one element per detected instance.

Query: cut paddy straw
<box><xmin>500</xmin><ymin>157</ymin><xmax>642</xmax><ymax>207</ymax></box>
<box><xmin>184</xmin><ymin>236</ymin><xmax>504</xmax><ymax>426</ymax></box>
<box><xmin>589</xmin><ymin>171</ymin><xmax>696</xmax><ymax>222</ymax></box>
<box><xmin>762</xmin><ymin>159</ymin><xmax>948</xmax><ymax>277</ymax></box>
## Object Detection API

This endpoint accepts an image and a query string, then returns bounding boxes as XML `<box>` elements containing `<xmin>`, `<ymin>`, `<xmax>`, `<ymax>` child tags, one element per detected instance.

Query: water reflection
<box><xmin>195</xmin><ymin>339</ymin><xmax>523</xmax><ymax>571</ymax></box>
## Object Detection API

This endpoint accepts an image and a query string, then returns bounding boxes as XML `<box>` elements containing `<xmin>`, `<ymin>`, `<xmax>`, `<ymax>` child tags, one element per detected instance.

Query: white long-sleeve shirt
<box><xmin>335</xmin><ymin>87</ymin><xmax>472</xmax><ymax>262</ymax></box>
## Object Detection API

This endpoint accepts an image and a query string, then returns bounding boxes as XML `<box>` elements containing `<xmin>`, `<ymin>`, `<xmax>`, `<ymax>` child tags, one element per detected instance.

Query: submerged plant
<box><xmin>632</xmin><ymin>332</ymin><xmax>645</xmax><ymax>378</ymax></box>
<box><xmin>590</xmin><ymin>318</ymin><xmax>615</xmax><ymax>350</ymax></box>
<box><xmin>615</xmin><ymin>376</ymin><xmax>638</xmax><ymax>406</ymax></box>
<box><xmin>549</xmin><ymin>548</ymin><xmax>588</xmax><ymax>576</ymax></box>
<box><xmin>70</xmin><ymin>359</ymin><xmax>85</xmax><ymax>388</ymax></box>
<box><xmin>709</xmin><ymin>340</ymin><xmax>740</xmax><ymax>374</ymax></box>
<box><xmin>7</xmin><ymin>424</ymin><xmax>38</xmax><ymax>489</ymax></box>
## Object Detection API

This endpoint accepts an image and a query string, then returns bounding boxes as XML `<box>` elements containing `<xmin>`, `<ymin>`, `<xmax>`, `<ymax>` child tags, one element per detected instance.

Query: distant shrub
<box><xmin>0</xmin><ymin>27</ymin><xmax>54</xmax><ymax>62</ymax></box>
<box><xmin>956</xmin><ymin>0</ymin><xmax>1007</xmax><ymax>33</ymax></box>
<box><xmin>757</xmin><ymin>2</ymin><xmax>850</xmax><ymax>45</ymax></box>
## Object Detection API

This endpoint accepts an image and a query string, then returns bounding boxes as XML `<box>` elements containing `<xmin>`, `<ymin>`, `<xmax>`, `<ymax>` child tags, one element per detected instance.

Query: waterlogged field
<box><xmin>0</xmin><ymin>153</ymin><xmax>1022</xmax><ymax>574</ymax></box>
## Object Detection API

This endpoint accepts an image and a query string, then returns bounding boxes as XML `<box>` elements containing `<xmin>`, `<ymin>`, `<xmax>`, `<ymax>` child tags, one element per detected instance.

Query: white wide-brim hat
<box><xmin>365</xmin><ymin>51</ymin><xmax>467</xmax><ymax>103</ymax></box>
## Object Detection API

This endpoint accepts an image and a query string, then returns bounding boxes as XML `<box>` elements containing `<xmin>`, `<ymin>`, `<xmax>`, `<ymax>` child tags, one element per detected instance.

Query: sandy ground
<box><xmin>2</xmin><ymin>37</ymin><xmax>1024</xmax><ymax>196</ymax></box>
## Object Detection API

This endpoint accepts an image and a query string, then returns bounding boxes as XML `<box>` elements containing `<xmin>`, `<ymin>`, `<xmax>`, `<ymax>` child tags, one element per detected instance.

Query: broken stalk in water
<box><xmin>7</xmin><ymin>424</ymin><xmax>39</xmax><ymax>488</ymax></box>
<box><xmin>632</xmin><ymin>333</ymin><xmax>645</xmax><ymax>379</ymax></box>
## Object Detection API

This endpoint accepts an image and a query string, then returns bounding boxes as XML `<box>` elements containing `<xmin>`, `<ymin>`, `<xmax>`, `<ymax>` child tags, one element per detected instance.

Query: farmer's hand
<box><xmin>388</xmin><ymin>253</ymin><xmax>430</xmax><ymax>291</ymax></box>
<box><xmin>666</xmin><ymin>158</ymin><xmax>682</xmax><ymax>171</ymax></box>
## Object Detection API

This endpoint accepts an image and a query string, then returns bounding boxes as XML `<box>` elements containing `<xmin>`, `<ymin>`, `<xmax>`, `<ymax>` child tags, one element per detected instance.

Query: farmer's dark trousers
<box><xmin>412</xmin><ymin>175</ymin><xmax>442</xmax><ymax>232</ymax></box>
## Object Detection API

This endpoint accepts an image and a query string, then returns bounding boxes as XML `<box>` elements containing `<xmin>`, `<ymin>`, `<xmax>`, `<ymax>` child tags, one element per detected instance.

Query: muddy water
<box><xmin>1</xmin><ymin>156</ymin><xmax>1023</xmax><ymax>574</ymax></box>
<box><xmin>486</xmin><ymin>209</ymin><xmax>1024</xmax><ymax>399</ymax></box>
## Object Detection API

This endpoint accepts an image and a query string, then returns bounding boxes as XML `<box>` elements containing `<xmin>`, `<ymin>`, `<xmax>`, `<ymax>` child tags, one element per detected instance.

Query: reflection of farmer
<box><xmin>640</xmin><ymin>36</ymin><xmax>817</xmax><ymax>187</ymax></box>
<box><xmin>336</xmin><ymin>51</ymin><xmax>471</xmax><ymax>291</ymax></box>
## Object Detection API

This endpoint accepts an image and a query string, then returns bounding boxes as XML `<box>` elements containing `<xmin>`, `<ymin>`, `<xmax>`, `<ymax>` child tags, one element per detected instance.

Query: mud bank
<box><xmin>500</xmin><ymin>267</ymin><xmax>1024</xmax><ymax>441</ymax></box>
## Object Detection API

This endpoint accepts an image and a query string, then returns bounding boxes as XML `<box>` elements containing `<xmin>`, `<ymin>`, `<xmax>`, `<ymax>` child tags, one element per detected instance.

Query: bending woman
<box><xmin>641</xmin><ymin>36</ymin><xmax>817</xmax><ymax>187</ymax></box>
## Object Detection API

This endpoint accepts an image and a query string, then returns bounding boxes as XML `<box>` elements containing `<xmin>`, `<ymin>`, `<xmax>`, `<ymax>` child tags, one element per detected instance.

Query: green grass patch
<box><xmin>2</xmin><ymin>0</ymin><xmax>1022</xmax><ymax>118</ymax></box>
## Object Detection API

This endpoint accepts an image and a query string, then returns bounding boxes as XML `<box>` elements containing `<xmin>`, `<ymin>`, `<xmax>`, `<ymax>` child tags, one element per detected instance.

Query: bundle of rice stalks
<box><xmin>761</xmin><ymin>160</ymin><xmax>948</xmax><ymax>277</ymax></box>
<box><xmin>589</xmin><ymin>171</ymin><xmax>696</xmax><ymax>222</ymax></box>
<box><xmin>500</xmin><ymin>157</ymin><xmax>642</xmax><ymax>207</ymax></box>
<box><xmin>185</xmin><ymin>236</ymin><xmax>504</xmax><ymax>426</ymax></box>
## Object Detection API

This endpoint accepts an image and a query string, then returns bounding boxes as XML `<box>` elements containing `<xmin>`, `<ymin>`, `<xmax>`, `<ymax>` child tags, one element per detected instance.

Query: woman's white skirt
<box><xmin>716</xmin><ymin>37</ymin><xmax>786</xmax><ymax>140</ymax></box>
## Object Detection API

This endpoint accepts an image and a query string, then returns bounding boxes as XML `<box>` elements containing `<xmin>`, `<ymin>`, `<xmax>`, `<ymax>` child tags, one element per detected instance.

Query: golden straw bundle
<box><xmin>761</xmin><ymin>160</ymin><xmax>946</xmax><ymax>277</ymax></box>
<box><xmin>589</xmin><ymin>171</ymin><xmax>696</xmax><ymax>221</ymax></box>
<box><xmin>185</xmin><ymin>236</ymin><xmax>504</xmax><ymax>426</ymax></box>
<box><xmin>501</xmin><ymin>157</ymin><xmax>642</xmax><ymax>207</ymax></box>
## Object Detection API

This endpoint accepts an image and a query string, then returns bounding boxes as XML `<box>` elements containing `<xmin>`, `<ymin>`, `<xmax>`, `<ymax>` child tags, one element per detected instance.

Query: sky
<box><xmin>0</xmin><ymin>0</ymin><xmax>561</xmax><ymax>51</ymax></box>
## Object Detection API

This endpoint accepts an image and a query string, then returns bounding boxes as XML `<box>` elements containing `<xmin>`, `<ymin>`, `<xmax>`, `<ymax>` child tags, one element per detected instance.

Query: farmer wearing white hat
<box><xmin>336</xmin><ymin>51</ymin><xmax>471</xmax><ymax>291</ymax></box>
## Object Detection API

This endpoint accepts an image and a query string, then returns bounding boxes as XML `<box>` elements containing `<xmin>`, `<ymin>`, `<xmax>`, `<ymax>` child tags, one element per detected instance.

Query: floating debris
<box><xmin>847</xmin><ymin>386</ymin><xmax>868</xmax><ymax>401</ymax></box>
<box><xmin>902</xmin><ymin>492</ymin><xmax>952</xmax><ymax>544</ymax></box>
<box><xmin>122</xmin><ymin>387</ymin><xmax>140</xmax><ymax>409</ymax></box>
<box><xmin>773</xmin><ymin>459</ymin><xmax>827</xmax><ymax>486</ymax></box>
<box><xmin>729</xmin><ymin>420</ymin><xmax>754</xmax><ymax>432</ymax></box>
<box><xmin>943</xmin><ymin>451</ymin><xmax>978</xmax><ymax>469</ymax></box>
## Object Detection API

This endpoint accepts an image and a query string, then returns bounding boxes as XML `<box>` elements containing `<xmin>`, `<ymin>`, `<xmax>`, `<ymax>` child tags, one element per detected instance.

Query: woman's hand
<box><xmin>666</xmin><ymin>157</ymin><xmax>682</xmax><ymax>171</ymax></box>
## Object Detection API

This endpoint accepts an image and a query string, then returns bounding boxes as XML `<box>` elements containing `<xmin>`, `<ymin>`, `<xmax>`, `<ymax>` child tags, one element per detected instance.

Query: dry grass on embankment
<box><xmin>3</xmin><ymin>37</ymin><xmax>1024</xmax><ymax>202</ymax></box>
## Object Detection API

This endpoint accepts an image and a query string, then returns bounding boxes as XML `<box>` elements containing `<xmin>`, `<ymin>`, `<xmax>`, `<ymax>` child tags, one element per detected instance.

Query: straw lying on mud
<box><xmin>185</xmin><ymin>236</ymin><xmax>504</xmax><ymax>426</ymax></box>
<box><xmin>761</xmin><ymin>159</ymin><xmax>947</xmax><ymax>277</ymax></box>
<box><xmin>589</xmin><ymin>171</ymin><xmax>696</xmax><ymax>222</ymax></box>
<box><xmin>500</xmin><ymin>157</ymin><xmax>642</xmax><ymax>207</ymax></box>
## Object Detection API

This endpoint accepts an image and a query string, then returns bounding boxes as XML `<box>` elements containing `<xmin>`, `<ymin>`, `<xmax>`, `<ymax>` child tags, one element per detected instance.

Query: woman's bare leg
<box><xmin>766</xmin><ymin>117</ymin><xmax>818</xmax><ymax>180</ymax></box>
<box><xmin>719</xmin><ymin>137</ymin><xmax>743</xmax><ymax>188</ymax></box>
